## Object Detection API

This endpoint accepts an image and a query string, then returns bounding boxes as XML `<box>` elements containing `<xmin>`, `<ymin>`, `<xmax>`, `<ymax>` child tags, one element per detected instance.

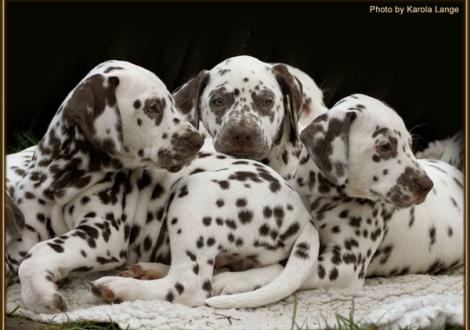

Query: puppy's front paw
<box><xmin>91</xmin><ymin>276</ymin><xmax>140</xmax><ymax>302</ymax></box>
<box><xmin>20</xmin><ymin>284</ymin><xmax>67</xmax><ymax>313</ymax></box>
<box><xmin>19</xmin><ymin>265</ymin><xmax>68</xmax><ymax>313</ymax></box>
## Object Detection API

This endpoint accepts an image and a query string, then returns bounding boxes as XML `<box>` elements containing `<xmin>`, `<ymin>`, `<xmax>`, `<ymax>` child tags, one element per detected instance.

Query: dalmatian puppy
<box><xmin>173</xmin><ymin>55</ymin><xmax>305</xmax><ymax>179</ymax></box>
<box><xmin>203</xmin><ymin>94</ymin><xmax>463</xmax><ymax>308</ymax></box>
<box><xmin>90</xmin><ymin>152</ymin><xmax>320</xmax><ymax>307</ymax></box>
<box><xmin>7</xmin><ymin>60</ymin><xmax>203</xmax><ymax>313</ymax></box>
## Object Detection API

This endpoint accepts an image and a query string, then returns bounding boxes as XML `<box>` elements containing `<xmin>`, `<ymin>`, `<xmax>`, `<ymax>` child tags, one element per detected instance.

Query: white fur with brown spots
<box><xmin>6</xmin><ymin>60</ymin><xmax>204</xmax><ymax>313</ymax></box>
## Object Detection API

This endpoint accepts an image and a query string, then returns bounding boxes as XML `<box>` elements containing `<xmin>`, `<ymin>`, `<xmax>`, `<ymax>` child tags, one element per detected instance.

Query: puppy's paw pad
<box><xmin>90</xmin><ymin>281</ymin><xmax>118</xmax><ymax>302</ymax></box>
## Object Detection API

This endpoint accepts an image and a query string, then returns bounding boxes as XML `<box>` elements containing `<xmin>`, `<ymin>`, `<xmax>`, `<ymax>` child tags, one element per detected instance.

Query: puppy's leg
<box><xmin>92</xmin><ymin>247</ymin><xmax>217</xmax><ymax>306</ymax></box>
<box><xmin>93</xmin><ymin>214</ymin><xmax>220</xmax><ymax>306</ymax></box>
<box><xmin>18</xmin><ymin>213</ymin><xmax>127</xmax><ymax>313</ymax></box>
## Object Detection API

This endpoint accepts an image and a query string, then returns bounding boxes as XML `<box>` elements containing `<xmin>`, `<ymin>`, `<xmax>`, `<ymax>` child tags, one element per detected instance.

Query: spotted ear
<box><xmin>62</xmin><ymin>74</ymin><xmax>123</xmax><ymax>154</ymax></box>
<box><xmin>300</xmin><ymin>110</ymin><xmax>357</xmax><ymax>186</ymax></box>
<box><xmin>172</xmin><ymin>70</ymin><xmax>210</xmax><ymax>130</ymax></box>
<box><xmin>272</xmin><ymin>64</ymin><xmax>303</xmax><ymax>144</ymax></box>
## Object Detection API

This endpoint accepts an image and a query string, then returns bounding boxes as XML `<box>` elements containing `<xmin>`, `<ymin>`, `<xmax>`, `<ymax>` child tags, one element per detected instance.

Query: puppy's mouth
<box><xmin>213</xmin><ymin>122</ymin><xmax>271</xmax><ymax>161</ymax></box>
<box><xmin>166</xmin><ymin>164</ymin><xmax>184</xmax><ymax>173</ymax></box>
<box><xmin>387</xmin><ymin>193</ymin><xmax>427</xmax><ymax>208</ymax></box>
<box><xmin>157</xmin><ymin>151</ymin><xmax>199</xmax><ymax>173</ymax></box>
<box><xmin>213</xmin><ymin>140</ymin><xmax>269</xmax><ymax>161</ymax></box>
<box><xmin>226</xmin><ymin>149</ymin><xmax>267</xmax><ymax>161</ymax></box>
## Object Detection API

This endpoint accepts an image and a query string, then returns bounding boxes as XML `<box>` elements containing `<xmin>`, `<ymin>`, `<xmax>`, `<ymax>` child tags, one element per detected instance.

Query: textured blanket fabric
<box><xmin>6</xmin><ymin>268</ymin><xmax>463</xmax><ymax>330</ymax></box>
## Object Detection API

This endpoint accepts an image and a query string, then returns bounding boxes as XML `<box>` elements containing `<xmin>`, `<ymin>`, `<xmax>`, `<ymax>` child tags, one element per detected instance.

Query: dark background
<box><xmin>6</xmin><ymin>1</ymin><xmax>464</xmax><ymax>152</ymax></box>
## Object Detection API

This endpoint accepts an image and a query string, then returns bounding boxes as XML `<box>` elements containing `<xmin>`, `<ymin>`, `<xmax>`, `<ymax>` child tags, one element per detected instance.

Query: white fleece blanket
<box><xmin>6</xmin><ymin>267</ymin><xmax>463</xmax><ymax>330</ymax></box>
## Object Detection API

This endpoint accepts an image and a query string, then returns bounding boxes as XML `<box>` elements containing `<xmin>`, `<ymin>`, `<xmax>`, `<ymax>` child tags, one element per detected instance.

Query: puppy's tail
<box><xmin>204</xmin><ymin>221</ymin><xmax>319</xmax><ymax>308</ymax></box>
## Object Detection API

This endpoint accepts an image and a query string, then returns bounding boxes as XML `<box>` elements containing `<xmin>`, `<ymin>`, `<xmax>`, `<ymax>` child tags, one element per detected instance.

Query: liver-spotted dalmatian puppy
<box><xmin>6</xmin><ymin>60</ymin><xmax>204</xmax><ymax>312</ymax></box>
<box><xmin>203</xmin><ymin>94</ymin><xmax>463</xmax><ymax>308</ymax></box>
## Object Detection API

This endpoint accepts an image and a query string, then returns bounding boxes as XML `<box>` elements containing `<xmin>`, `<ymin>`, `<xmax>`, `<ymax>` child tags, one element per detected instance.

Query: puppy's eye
<box><xmin>377</xmin><ymin>142</ymin><xmax>391</xmax><ymax>153</ymax></box>
<box><xmin>145</xmin><ymin>100</ymin><xmax>162</xmax><ymax>115</ymax></box>
<box><xmin>211</xmin><ymin>97</ymin><xmax>225</xmax><ymax>107</ymax></box>
<box><xmin>147</xmin><ymin>104</ymin><xmax>159</xmax><ymax>113</ymax></box>
<box><xmin>262</xmin><ymin>98</ymin><xmax>274</xmax><ymax>107</ymax></box>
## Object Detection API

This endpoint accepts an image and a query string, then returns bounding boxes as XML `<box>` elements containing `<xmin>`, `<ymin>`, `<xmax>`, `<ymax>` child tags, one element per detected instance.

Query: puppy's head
<box><xmin>61</xmin><ymin>60</ymin><xmax>203</xmax><ymax>171</ymax></box>
<box><xmin>173</xmin><ymin>56</ymin><xmax>302</xmax><ymax>161</ymax></box>
<box><xmin>301</xmin><ymin>94</ymin><xmax>433</xmax><ymax>207</ymax></box>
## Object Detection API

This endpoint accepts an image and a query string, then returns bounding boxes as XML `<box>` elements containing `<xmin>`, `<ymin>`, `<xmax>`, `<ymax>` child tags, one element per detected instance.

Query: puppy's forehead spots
<box><xmin>210</xmin><ymin>59</ymin><xmax>278</xmax><ymax>92</ymax></box>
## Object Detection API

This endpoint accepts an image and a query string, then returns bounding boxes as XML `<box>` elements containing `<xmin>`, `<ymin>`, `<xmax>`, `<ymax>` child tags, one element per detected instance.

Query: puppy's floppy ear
<box><xmin>300</xmin><ymin>110</ymin><xmax>357</xmax><ymax>186</ymax></box>
<box><xmin>62</xmin><ymin>74</ymin><xmax>123</xmax><ymax>154</ymax></box>
<box><xmin>172</xmin><ymin>70</ymin><xmax>210</xmax><ymax>130</ymax></box>
<box><xmin>272</xmin><ymin>64</ymin><xmax>303</xmax><ymax>144</ymax></box>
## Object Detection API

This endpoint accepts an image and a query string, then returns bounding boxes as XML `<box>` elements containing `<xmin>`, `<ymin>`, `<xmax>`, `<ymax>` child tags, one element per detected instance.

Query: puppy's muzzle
<box><xmin>215</xmin><ymin>123</ymin><xmax>269</xmax><ymax>160</ymax></box>
<box><xmin>157</xmin><ymin>131</ymin><xmax>204</xmax><ymax>172</ymax></box>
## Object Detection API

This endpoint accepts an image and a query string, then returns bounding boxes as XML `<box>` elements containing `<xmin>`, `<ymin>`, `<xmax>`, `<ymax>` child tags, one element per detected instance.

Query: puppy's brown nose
<box><xmin>228</xmin><ymin>126</ymin><xmax>256</xmax><ymax>146</ymax></box>
<box><xmin>415</xmin><ymin>175</ymin><xmax>433</xmax><ymax>194</ymax></box>
<box><xmin>188</xmin><ymin>132</ymin><xmax>204</xmax><ymax>150</ymax></box>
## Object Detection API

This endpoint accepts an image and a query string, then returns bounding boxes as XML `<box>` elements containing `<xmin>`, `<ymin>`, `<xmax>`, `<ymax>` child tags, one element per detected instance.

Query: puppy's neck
<box><xmin>264</xmin><ymin>122</ymin><xmax>302</xmax><ymax>179</ymax></box>
<box><xmin>18</xmin><ymin>111</ymin><xmax>123</xmax><ymax>203</ymax></box>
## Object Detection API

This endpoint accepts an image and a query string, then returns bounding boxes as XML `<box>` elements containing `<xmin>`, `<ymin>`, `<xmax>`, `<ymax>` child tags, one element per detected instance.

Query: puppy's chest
<box><xmin>63</xmin><ymin>171</ymin><xmax>131</xmax><ymax>228</ymax></box>
<box><xmin>308</xmin><ymin>196</ymin><xmax>389</xmax><ymax>245</ymax></box>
